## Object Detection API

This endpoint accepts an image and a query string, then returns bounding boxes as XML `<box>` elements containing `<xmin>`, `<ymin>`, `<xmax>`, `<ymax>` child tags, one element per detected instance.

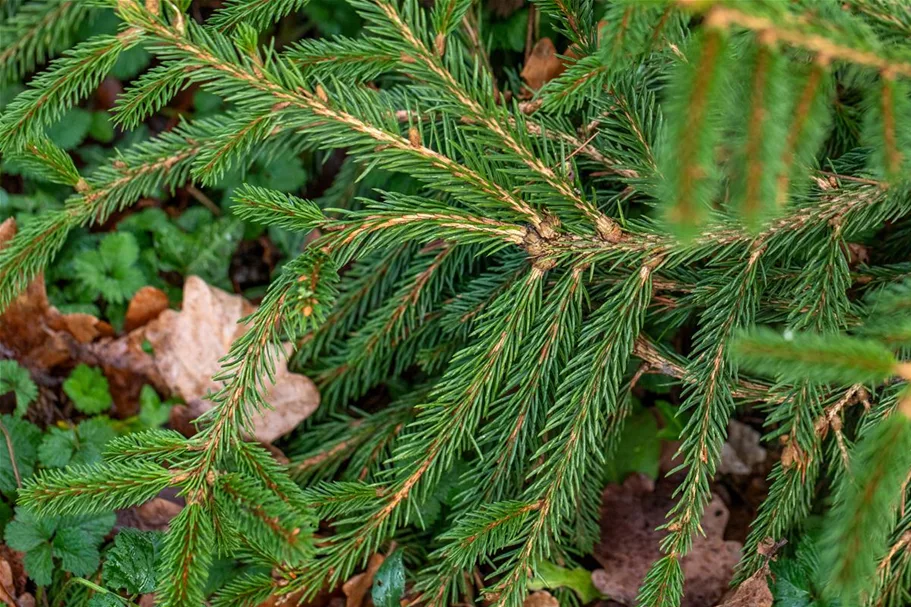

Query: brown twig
<box><xmin>0</xmin><ymin>416</ymin><xmax>22</xmax><ymax>488</ymax></box>
<box><xmin>185</xmin><ymin>184</ymin><xmax>221</xmax><ymax>215</ymax></box>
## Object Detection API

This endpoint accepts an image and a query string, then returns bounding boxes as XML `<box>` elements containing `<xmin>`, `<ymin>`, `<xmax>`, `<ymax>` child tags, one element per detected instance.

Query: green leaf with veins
<box><xmin>0</xmin><ymin>359</ymin><xmax>38</xmax><ymax>417</ymax></box>
<box><xmin>73</xmin><ymin>232</ymin><xmax>148</xmax><ymax>305</ymax></box>
<box><xmin>87</xmin><ymin>593</ymin><xmax>128</xmax><ymax>607</ymax></box>
<box><xmin>63</xmin><ymin>364</ymin><xmax>113</xmax><ymax>414</ymax></box>
<box><xmin>528</xmin><ymin>561</ymin><xmax>602</xmax><ymax>603</ymax></box>
<box><xmin>138</xmin><ymin>385</ymin><xmax>172</xmax><ymax>428</ymax></box>
<box><xmin>45</xmin><ymin>107</ymin><xmax>93</xmax><ymax>150</ymax></box>
<box><xmin>372</xmin><ymin>550</ymin><xmax>405</xmax><ymax>607</ymax></box>
<box><xmin>38</xmin><ymin>417</ymin><xmax>117</xmax><ymax>468</ymax></box>
<box><xmin>103</xmin><ymin>529</ymin><xmax>163</xmax><ymax>594</ymax></box>
<box><xmin>5</xmin><ymin>508</ymin><xmax>113</xmax><ymax>585</ymax></box>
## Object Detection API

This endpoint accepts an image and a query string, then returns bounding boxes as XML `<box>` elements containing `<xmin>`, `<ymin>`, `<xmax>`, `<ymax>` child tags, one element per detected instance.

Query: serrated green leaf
<box><xmin>138</xmin><ymin>385</ymin><xmax>171</xmax><ymax>428</ymax></box>
<box><xmin>45</xmin><ymin>107</ymin><xmax>93</xmax><ymax>150</ymax></box>
<box><xmin>0</xmin><ymin>360</ymin><xmax>38</xmax><ymax>418</ymax></box>
<box><xmin>39</xmin><ymin>418</ymin><xmax>116</xmax><ymax>468</ymax></box>
<box><xmin>103</xmin><ymin>529</ymin><xmax>163</xmax><ymax>594</ymax></box>
<box><xmin>4</xmin><ymin>508</ymin><xmax>56</xmax><ymax>552</ymax></box>
<box><xmin>372</xmin><ymin>550</ymin><xmax>405</xmax><ymax>607</ymax></box>
<box><xmin>111</xmin><ymin>44</ymin><xmax>151</xmax><ymax>80</ymax></box>
<box><xmin>54</xmin><ymin>525</ymin><xmax>102</xmax><ymax>576</ymax></box>
<box><xmin>0</xmin><ymin>501</ymin><xmax>12</xmax><ymax>537</ymax></box>
<box><xmin>39</xmin><ymin>427</ymin><xmax>77</xmax><ymax>468</ymax></box>
<box><xmin>63</xmin><ymin>365</ymin><xmax>113</xmax><ymax>414</ymax></box>
<box><xmin>23</xmin><ymin>542</ymin><xmax>54</xmax><ymax>586</ymax></box>
<box><xmin>87</xmin><ymin>593</ymin><xmax>128</xmax><ymax>607</ymax></box>
<box><xmin>74</xmin><ymin>513</ymin><xmax>117</xmax><ymax>542</ymax></box>
<box><xmin>655</xmin><ymin>400</ymin><xmax>685</xmax><ymax>441</ymax></box>
<box><xmin>73</xmin><ymin>232</ymin><xmax>148</xmax><ymax>305</ymax></box>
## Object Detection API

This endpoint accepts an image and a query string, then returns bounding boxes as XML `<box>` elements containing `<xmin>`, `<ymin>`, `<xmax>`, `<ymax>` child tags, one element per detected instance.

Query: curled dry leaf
<box><xmin>0</xmin><ymin>219</ymin><xmax>113</xmax><ymax>370</ymax></box>
<box><xmin>591</xmin><ymin>474</ymin><xmax>742</xmax><ymax>606</ymax></box>
<box><xmin>124</xmin><ymin>286</ymin><xmax>169</xmax><ymax>332</ymax></box>
<box><xmin>0</xmin><ymin>557</ymin><xmax>15</xmax><ymax>607</ymax></box>
<box><xmin>713</xmin><ymin>564</ymin><xmax>773</xmax><ymax>607</ymax></box>
<box><xmin>523</xmin><ymin>591</ymin><xmax>559</xmax><ymax>607</ymax></box>
<box><xmin>91</xmin><ymin>276</ymin><xmax>320</xmax><ymax>443</ymax></box>
<box><xmin>521</xmin><ymin>38</ymin><xmax>567</xmax><ymax>91</ymax></box>
<box><xmin>117</xmin><ymin>488</ymin><xmax>184</xmax><ymax>531</ymax></box>
<box><xmin>342</xmin><ymin>553</ymin><xmax>385</xmax><ymax>607</ymax></box>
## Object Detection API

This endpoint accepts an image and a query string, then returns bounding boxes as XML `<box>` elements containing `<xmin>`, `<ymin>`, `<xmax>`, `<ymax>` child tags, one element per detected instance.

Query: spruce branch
<box><xmin>734</xmin><ymin>329</ymin><xmax>900</xmax><ymax>385</ymax></box>
<box><xmin>157</xmin><ymin>503</ymin><xmax>214</xmax><ymax>607</ymax></box>
<box><xmin>360</xmin><ymin>0</ymin><xmax>623</xmax><ymax>240</ymax></box>
<box><xmin>0</xmin><ymin>0</ymin><xmax>92</xmax><ymax>83</ymax></box>
<box><xmin>821</xmin><ymin>397</ymin><xmax>911</xmax><ymax>603</ymax></box>
<box><xmin>208</xmin><ymin>0</ymin><xmax>310</xmax><ymax>32</ymax></box>
<box><xmin>468</xmin><ymin>266</ymin><xmax>587</xmax><ymax>503</ymax></box>
<box><xmin>112</xmin><ymin>61</ymin><xmax>189</xmax><ymax>129</ymax></box>
<box><xmin>0</xmin><ymin>27</ymin><xmax>143</xmax><ymax>149</ymax></box>
<box><xmin>685</xmin><ymin>1</ymin><xmax>911</xmax><ymax>77</ymax></box>
<box><xmin>486</xmin><ymin>264</ymin><xmax>655</xmax><ymax>607</ymax></box>
<box><xmin>112</xmin><ymin>2</ymin><xmax>552</xmax><ymax>232</ymax></box>
<box><xmin>18</xmin><ymin>462</ymin><xmax>173</xmax><ymax>517</ymax></box>
<box><xmin>285</xmin><ymin>36</ymin><xmax>400</xmax><ymax>82</ymax></box>
<box><xmin>639</xmin><ymin>249</ymin><xmax>765</xmax><ymax>607</ymax></box>
<box><xmin>294</xmin><ymin>244</ymin><xmax>414</xmax><ymax>364</ymax></box>
<box><xmin>287</xmin><ymin>266</ymin><xmax>549</xmax><ymax>597</ymax></box>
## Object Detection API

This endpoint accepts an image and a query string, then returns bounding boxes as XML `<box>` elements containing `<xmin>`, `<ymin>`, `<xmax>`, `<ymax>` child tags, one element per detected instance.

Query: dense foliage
<box><xmin>4</xmin><ymin>0</ymin><xmax>911</xmax><ymax>606</ymax></box>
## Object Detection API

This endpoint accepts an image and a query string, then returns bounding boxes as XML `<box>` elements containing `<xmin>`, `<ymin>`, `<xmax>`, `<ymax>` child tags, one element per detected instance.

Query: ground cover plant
<box><xmin>3</xmin><ymin>0</ymin><xmax>911</xmax><ymax>606</ymax></box>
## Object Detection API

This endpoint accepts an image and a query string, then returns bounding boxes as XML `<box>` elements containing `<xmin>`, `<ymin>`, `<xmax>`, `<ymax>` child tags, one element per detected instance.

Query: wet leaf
<box><xmin>371</xmin><ymin>550</ymin><xmax>405</xmax><ymax>607</ymax></box>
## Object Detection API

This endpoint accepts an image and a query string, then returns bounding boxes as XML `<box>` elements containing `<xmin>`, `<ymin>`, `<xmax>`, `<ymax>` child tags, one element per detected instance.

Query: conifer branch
<box><xmin>0</xmin><ymin>27</ymin><xmax>143</xmax><ymax>149</ymax></box>
<box><xmin>639</xmin><ymin>249</ymin><xmax>764</xmax><ymax>607</ymax></box>
<box><xmin>686</xmin><ymin>1</ymin><xmax>911</xmax><ymax>77</ymax></box>
<box><xmin>208</xmin><ymin>0</ymin><xmax>310</xmax><ymax>32</ymax></box>
<box><xmin>366</xmin><ymin>0</ymin><xmax>623</xmax><ymax>241</ymax></box>
<box><xmin>0</xmin><ymin>0</ymin><xmax>91</xmax><ymax>83</ymax></box>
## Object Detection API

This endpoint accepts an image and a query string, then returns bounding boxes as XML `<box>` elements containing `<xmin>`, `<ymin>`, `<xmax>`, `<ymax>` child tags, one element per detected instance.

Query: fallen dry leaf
<box><xmin>523</xmin><ymin>591</ymin><xmax>559</xmax><ymax>607</ymax></box>
<box><xmin>0</xmin><ymin>556</ymin><xmax>15</xmax><ymax>607</ymax></box>
<box><xmin>718</xmin><ymin>420</ymin><xmax>767</xmax><ymax>476</ymax></box>
<box><xmin>591</xmin><ymin>474</ymin><xmax>742</xmax><ymax>607</ymax></box>
<box><xmin>0</xmin><ymin>219</ymin><xmax>113</xmax><ymax>370</ymax></box>
<box><xmin>342</xmin><ymin>553</ymin><xmax>385</xmax><ymax>607</ymax></box>
<box><xmin>256</xmin><ymin>588</ymin><xmax>311</xmax><ymax>607</ymax></box>
<box><xmin>714</xmin><ymin>566</ymin><xmax>773</xmax><ymax>607</ymax></box>
<box><xmin>124</xmin><ymin>286</ymin><xmax>170</xmax><ymax>332</ymax></box>
<box><xmin>0</xmin><ymin>548</ymin><xmax>25</xmax><ymax>600</ymax></box>
<box><xmin>117</xmin><ymin>490</ymin><xmax>184</xmax><ymax>531</ymax></box>
<box><xmin>521</xmin><ymin>38</ymin><xmax>566</xmax><ymax>91</ymax></box>
<box><xmin>92</xmin><ymin>276</ymin><xmax>320</xmax><ymax>443</ymax></box>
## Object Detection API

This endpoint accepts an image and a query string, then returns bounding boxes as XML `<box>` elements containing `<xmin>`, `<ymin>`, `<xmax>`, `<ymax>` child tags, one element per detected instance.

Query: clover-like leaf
<box><xmin>0</xmin><ymin>359</ymin><xmax>38</xmax><ymax>417</ymax></box>
<box><xmin>63</xmin><ymin>364</ymin><xmax>113</xmax><ymax>414</ymax></box>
